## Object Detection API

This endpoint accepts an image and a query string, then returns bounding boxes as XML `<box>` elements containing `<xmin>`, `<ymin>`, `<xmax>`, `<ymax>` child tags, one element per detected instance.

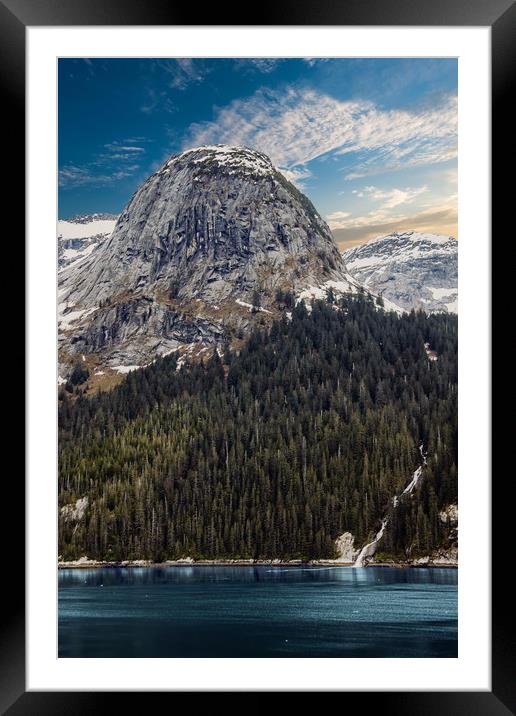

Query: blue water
<box><xmin>58</xmin><ymin>566</ymin><xmax>457</xmax><ymax>658</ymax></box>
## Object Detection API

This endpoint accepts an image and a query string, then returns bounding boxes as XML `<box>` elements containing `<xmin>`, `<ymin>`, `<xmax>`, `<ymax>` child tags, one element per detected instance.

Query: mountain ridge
<box><xmin>343</xmin><ymin>230</ymin><xmax>458</xmax><ymax>313</ymax></box>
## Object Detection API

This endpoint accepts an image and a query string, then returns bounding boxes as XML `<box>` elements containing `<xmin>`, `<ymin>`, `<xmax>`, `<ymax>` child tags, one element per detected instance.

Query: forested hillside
<box><xmin>58</xmin><ymin>294</ymin><xmax>457</xmax><ymax>561</ymax></box>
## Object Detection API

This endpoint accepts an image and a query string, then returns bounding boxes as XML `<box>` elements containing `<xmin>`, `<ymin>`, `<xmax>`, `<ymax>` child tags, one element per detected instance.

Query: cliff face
<box><xmin>59</xmin><ymin>146</ymin><xmax>357</xmax><ymax>373</ymax></box>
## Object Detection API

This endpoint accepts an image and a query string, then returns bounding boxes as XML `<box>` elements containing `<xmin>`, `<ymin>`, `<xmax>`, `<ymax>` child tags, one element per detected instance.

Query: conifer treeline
<box><xmin>58</xmin><ymin>295</ymin><xmax>457</xmax><ymax>561</ymax></box>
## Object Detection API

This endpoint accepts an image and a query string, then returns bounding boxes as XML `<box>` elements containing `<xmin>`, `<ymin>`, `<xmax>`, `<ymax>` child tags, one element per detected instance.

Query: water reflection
<box><xmin>59</xmin><ymin>565</ymin><xmax>458</xmax><ymax>588</ymax></box>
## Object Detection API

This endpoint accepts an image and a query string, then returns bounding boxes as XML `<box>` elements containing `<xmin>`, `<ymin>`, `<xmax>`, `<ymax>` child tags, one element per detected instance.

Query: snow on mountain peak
<box><xmin>161</xmin><ymin>145</ymin><xmax>275</xmax><ymax>178</ymax></box>
<box><xmin>366</xmin><ymin>230</ymin><xmax>454</xmax><ymax>247</ymax></box>
<box><xmin>58</xmin><ymin>142</ymin><xmax>348</xmax><ymax>374</ymax></box>
<box><xmin>343</xmin><ymin>231</ymin><xmax>458</xmax><ymax>314</ymax></box>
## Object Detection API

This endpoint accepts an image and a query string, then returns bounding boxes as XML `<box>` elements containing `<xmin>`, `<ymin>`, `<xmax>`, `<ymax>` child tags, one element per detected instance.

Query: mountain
<box><xmin>58</xmin><ymin>146</ymin><xmax>360</xmax><ymax>380</ymax></box>
<box><xmin>58</xmin><ymin>214</ymin><xmax>118</xmax><ymax>270</ymax></box>
<box><xmin>342</xmin><ymin>231</ymin><xmax>458</xmax><ymax>313</ymax></box>
<box><xmin>57</xmin><ymin>152</ymin><xmax>458</xmax><ymax>566</ymax></box>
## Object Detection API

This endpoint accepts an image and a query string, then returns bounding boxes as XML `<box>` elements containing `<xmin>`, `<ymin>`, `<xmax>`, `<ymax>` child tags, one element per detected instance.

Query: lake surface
<box><xmin>58</xmin><ymin>565</ymin><xmax>457</xmax><ymax>658</ymax></box>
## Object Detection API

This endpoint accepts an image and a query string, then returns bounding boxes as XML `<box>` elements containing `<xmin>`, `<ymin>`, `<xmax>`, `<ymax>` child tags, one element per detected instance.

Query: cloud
<box><xmin>58</xmin><ymin>165</ymin><xmax>94</xmax><ymax>187</ymax></box>
<box><xmin>59</xmin><ymin>138</ymin><xmax>147</xmax><ymax>188</ymax></box>
<box><xmin>326</xmin><ymin>210</ymin><xmax>351</xmax><ymax>220</ymax></box>
<box><xmin>104</xmin><ymin>143</ymin><xmax>145</xmax><ymax>152</ymax></box>
<box><xmin>123</xmin><ymin>136</ymin><xmax>153</xmax><ymax>144</ymax></box>
<box><xmin>369</xmin><ymin>185</ymin><xmax>428</xmax><ymax>210</ymax></box>
<box><xmin>58</xmin><ymin>165</ymin><xmax>138</xmax><ymax>188</ymax></box>
<box><xmin>151</xmin><ymin>58</ymin><xmax>210</xmax><ymax>92</ymax></box>
<box><xmin>332</xmin><ymin>204</ymin><xmax>458</xmax><ymax>250</ymax></box>
<box><xmin>280</xmin><ymin>166</ymin><xmax>312</xmax><ymax>186</ymax></box>
<box><xmin>234</xmin><ymin>59</ymin><xmax>283</xmax><ymax>74</ymax></box>
<box><xmin>303</xmin><ymin>58</ymin><xmax>332</xmax><ymax>68</ymax></box>
<box><xmin>327</xmin><ymin>185</ymin><xmax>428</xmax><ymax>230</ymax></box>
<box><xmin>139</xmin><ymin>60</ymin><xmax>208</xmax><ymax>114</ymax></box>
<box><xmin>183</xmin><ymin>87</ymin><xmax>457</xmax><ymax>180</ymax></box>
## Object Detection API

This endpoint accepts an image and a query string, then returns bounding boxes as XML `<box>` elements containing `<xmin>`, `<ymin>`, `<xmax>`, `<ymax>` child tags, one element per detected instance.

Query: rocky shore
<box><xmin>58</xmin><ymin>555</ymin><xmax>457</xmax><ymax>570</ymax></box>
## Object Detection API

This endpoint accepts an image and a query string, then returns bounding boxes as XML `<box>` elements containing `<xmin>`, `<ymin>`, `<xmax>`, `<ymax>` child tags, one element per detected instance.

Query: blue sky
<box><xmin>58</xmin><ymin>58</ymin><xmax>457</xmax><ymax>248</ymax></box>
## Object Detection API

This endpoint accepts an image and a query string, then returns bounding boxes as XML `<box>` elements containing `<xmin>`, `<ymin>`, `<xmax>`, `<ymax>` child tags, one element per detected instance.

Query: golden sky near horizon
<box><xmin>333</xmin><ymin>200</ymin><xmax>458</xmax><ymax>251</ymax></box>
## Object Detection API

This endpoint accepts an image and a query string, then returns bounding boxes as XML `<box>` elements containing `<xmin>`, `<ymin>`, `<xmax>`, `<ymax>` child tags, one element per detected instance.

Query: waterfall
<box><xmin>353</xmin><ymin>445</ymin><xmax>427</xmax><ymax>568</ymax></box>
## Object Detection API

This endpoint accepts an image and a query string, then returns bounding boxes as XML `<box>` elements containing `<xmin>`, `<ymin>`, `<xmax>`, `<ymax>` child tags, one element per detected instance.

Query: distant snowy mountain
<box><xmin>58</xmin><ymin>214</ymin><xmax>118</xmax><ymax>270</ymax></box>
<box><xmin>342</xmin><ymin>231</ymin><xmax>457</xmax><ymax>313</ymax></box>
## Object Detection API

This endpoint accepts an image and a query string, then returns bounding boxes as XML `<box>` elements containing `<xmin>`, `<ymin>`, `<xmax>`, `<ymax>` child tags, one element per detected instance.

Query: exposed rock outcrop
<box><xmin>60</xmin><ymin>496</ymin><xmax>89</xmax><ymax>523</ymax></box>
<box><xmin>58</xmin><ymin>145</ymin><xmax>358</xmax><ymax>374</ymax></box>
<box><xmin>333</xmin><ymin>532</ymin><xmax>359</xmax><ymax>563</ymax></box>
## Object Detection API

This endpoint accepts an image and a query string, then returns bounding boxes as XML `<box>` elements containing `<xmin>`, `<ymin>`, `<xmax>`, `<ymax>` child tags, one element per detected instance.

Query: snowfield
<box><xmin>57</xmin><ymin>217</ymin><xmax>118</xmax><ymax>240</ymax></box>
<box><xmin>58</xmin><ymin>215</ymin><xmax>118</xmax><ymax>271</ymax></box>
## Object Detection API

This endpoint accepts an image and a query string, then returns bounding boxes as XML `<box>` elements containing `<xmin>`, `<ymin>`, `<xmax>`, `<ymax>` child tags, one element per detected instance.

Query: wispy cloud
<box><xmin>140</xmin><ymin>88</ymin><xmax>160</xmax><ymax>115</ymax></box>
<box><xmin>59</xmin><ymin>138</ymin><xmax>148</xmax><ymax>188</ymax></box>
<box><xmin>104</xmin><ymin>143</ymin><xmax>145</xmax><ymax>152</ymax></box>
<box><xmin>281</xmin><ymin>166</ymin><xmax>312</xmax><ymax>186</ymax></box>
<box><xmin>183</xmin><ymin>87</ymin><xmax>457</xmax><ymax>182</ymax></box>
<box><xmin>334</xmin><ymin>205</ymin><xmax>458</xmax><ymax>250</ymax></box>
<box><xmin>169</xmin><ymin>58</ymin><xmax>209</xmax><ymax>89</ymax></box>
<box><xmin>330</xmin><ymin>184</ymin><xmax>457</xmax><ymax>249</ymax></box>
<box><xmin>326</xmin><ymin>210</ymin><xmax>351</xmax><ymax>220</ymax></box>
<box><xmin>327</xmin><ymin>184</ymin><xmax>429</xmax><ymax>230</ymax></box>
<box><xmin>374</xmin><ymin>186</ymin><xmax>427</xmax><ymax>210</ymax></box>
<box><xmin>303</xmin><ymin>58</ymin><xmax>332</xmax><ymax>68</ymax></box>
<box><xmin>58</xmin><ymin>165</ymin><xmax>139</xmax><ymax>188</ymax></box>
<box><xmin>151</xmin><ymin>58</ymin><xmax>210</xmax><ymax>92</ymax></box>
<box><xmin>234</xmin><ymin>59</ymin><xmax>283</xmax><ymax>75</ymax></box>
<box><xmin>139</xmin><ymin>59</ymin><xmax>210</xmax><ymax>114</ymax></box>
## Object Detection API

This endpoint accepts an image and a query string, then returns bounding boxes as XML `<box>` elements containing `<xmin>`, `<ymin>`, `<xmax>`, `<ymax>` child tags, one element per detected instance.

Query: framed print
<box><xmin>2</xmin><ymin>0</ymin><xmax>513</xmax><ymax>710</ymax></box>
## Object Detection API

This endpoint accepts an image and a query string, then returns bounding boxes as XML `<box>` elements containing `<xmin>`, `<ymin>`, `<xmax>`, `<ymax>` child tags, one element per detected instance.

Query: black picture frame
<box><xmin>2</xmin><ymin>0</ymin><xmax>512</xmax><ymax>710</ymax></box>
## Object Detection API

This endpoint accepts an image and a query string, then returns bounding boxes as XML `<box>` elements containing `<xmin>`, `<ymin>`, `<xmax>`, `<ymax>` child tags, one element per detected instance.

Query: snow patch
<box><xmin>428</xmin><ymin>286</ymin><xmax>457</xmax><ymax>300</ymax></box>
<box><xmin>364</xmin><ymin>230</ymin><xmax>453</xmax><ymax>249</ymax></box>
<box><xmin>164</xmin><ymin>145</ymin><xmax>275</xmax><ymax>178</ymax></box>
<box><xmin>111</xmin><ymin>365</ymin><xmax>142</xmax><ymax>374</ymax></box>
<box><xmin>296</xmin><ymin>279</ymin><xmax>404</xmax><ymax>315</ymax></box>
<box><xmin>57</xmin><ymin>218</ymin><xmax>117</xmax><ymax>240</ymax></box>
<box><xmin>445</xmin><ymin>297</ymin><xmax>458</xmax><ymax>313</ymax></box>
<box><xmin>235</xmin><ymin>298</ymin><xmax>272</xmax><ymax>314</ymax></box>
<box><xmin>59</xmin><ymin>306</ymin><xmax>96</xmax><ymax>330</ymax></box>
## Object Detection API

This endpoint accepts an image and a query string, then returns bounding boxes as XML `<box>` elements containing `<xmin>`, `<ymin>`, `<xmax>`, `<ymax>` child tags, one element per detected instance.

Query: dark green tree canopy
<box><xmin>59</xmin><ymin>296</ymin><xmax>457</xmax><ymax>562</ymax></box>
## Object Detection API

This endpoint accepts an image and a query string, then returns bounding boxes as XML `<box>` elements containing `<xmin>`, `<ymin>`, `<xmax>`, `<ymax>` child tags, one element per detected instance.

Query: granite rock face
<box><xmin>333</xmin><ymin>532</ymin><xmax>359</xmax><ymax>563</ymax></box>
<box><xmin>58</xmin><ymin>146</ymin><xmax>357</xmax><ymax>373</ymax></box>
<box><xmin>343</xmin><ymin>231</ymin><xmax>458</xmax><ymax>313</ymax></box>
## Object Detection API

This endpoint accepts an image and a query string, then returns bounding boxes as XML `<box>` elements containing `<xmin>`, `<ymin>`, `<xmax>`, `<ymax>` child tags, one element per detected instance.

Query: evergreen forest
<box><xmin>58</xmin><ymin>294</ymin><xmax>457</xmax><ymax>562</ymax></box>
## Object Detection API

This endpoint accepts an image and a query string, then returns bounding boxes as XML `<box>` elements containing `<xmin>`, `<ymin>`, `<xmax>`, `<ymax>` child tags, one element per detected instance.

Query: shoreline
<box><xmin>58</xmin><ymin>558</ymin><xmax>458</xmax><ymax>570</ymax></box>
